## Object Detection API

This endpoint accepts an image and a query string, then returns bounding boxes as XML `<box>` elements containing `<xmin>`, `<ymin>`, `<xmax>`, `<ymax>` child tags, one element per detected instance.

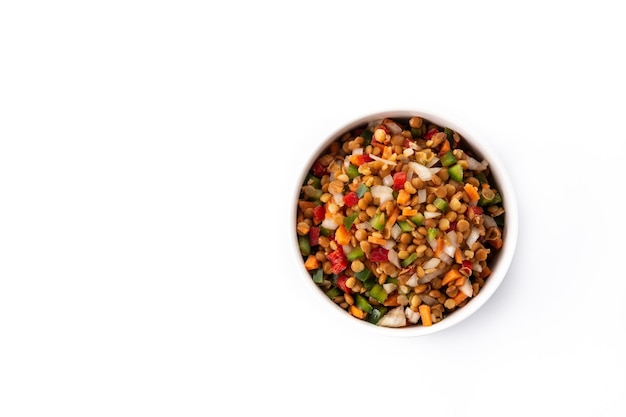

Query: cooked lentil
<box><xmin>296</xmin><ymin>116</ymin><xmax>505</xmax><ymax>328</ymax></box>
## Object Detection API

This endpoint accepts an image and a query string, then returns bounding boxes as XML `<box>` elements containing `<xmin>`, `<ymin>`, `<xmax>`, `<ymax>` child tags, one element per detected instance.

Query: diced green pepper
<box><xmin>401</xmin><ymin>252</ymin><xmax>418</xmax><ymax>267</ymax></box>
<box><xmin>386</xmin><ymin>277</ymin><xmax>399</xmax><ymax>285</ymax></box>
<box><xmin>427</xmin><ymin>227</ymin><xmax>439</xmax><ymax>241</ymax></box>
<box><xmin>444</xmin><ymin>127</ymin><xmax>454</xmax><ymax>142</ymax></box>
<box><xmin>299</xmin><ymin>235</ymin><xmax>310</xmax><ymax>256</ymax></box>
<box><xmin>305</xmin><ymin>174</ymin><xmax>321</xmax><ymax>188</ymax></box>
<box><xmin>347</xmin><ymin>247</ymin><xmax>364</xmax><ymax>261</ymax></box>
<box><xmin>448</xmin><ymin>163</ymin><xmax>464</xmax><ymax>182</ymax></box>
<box><xmin>410</xmin><ymin>213</ymin><xmax>425</xmax><ymax>227</ymax></box>
<box><xmin>369</xmin><ymin>284</ymin><xmax>388</xmax><ymax>303</ymax></box>
<box><xmin>355</xmin><ymin>183</ymin><xmax>369</xmax><ymax>198</ymax></box>
<box><xmin>347</xmin><ymin>164</ymin><xmax>359</xmax><ymax>180</ymax></box>
<box><xmin>343</xmin><ymin>212</ymin><xmax>359</xmax><ymax>230</ymax></box>
<box><xmin>433</xmin><ymin>197</ymin><xmax>448</xmax><ymax>212</ymax></box>
<box><xmin>312</xmin><ymin>268</ymin><xmax>323</xmax><ymax>284</ymax></box>
<box><xmin>302</xmin><ymin>185</ymin><xmax>322</xmax><ymax>201</ymax></box>
<box><xmin>355</xmin><ymin>294</ymin><xmax>373</xmax><ymax>313</ymax></box>
<box><xmin>478</xmin><ymin>189</ymin><xmax>502</xmax><ymax>206</ymax></box>
<box><xmin>397</xmin><ymin>220</ymin><xmax>414</xmax><ymax>232</ymax></box>
<box><xmin>319</xmin><ymin>227</ymin><xmax>333</xmax><ymax>237</ymax></box>
<box><xmin>361</xmin><ymin>129</ymin><xmax>373</xmax><ymax>146</ymax></box>
<box><xmin>371</xmin><ymin>212</ymin><xmax>386</xmax><ymax>232</ymax></box>
<box><xmin>367</xmin><ymin>307</ymin><xmax>387</xmax><ymax>324</ymax></box>
<box><xmin>475</xmin><ymin>172</ymin><xmax>488</xmax><ymax>185</ymax></box>
<box><xmin>325</xmin><ymin>287</ymin><xmax>342</xmax><ymax>298</ymax></box>
<box><xmin>354</xmin><ymin>268</ymin><xmax>372</xmax><ymax>282</ymax></box>
<box><xmin>440</xmin><ymin>151</ymin><xmax>457</xmax><ymax>167</ymax></box>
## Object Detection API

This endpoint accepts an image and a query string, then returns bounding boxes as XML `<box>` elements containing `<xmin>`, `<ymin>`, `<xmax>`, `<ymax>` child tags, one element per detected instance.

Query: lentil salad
<box><xmin>296</xmin><ymin>116</ymin><xmax>505</xmax><ymax>328</ymax></box>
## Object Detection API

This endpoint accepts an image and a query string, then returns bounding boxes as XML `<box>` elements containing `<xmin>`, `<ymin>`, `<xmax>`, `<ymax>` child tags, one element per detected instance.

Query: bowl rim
<box><xmin>291</xmin><ymin>109</ymin><xmax>519</xmax><ymax>337</ymax></box>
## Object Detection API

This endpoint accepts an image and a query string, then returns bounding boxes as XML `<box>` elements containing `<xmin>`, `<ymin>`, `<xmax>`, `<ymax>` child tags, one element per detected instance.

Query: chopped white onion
<box><xmin>383</xmin><ymin>118</ymin><xmax>403</xmax><ymax>134</ymax></box>
<box><xmin>482</xmin><ymin>214</ymin><xmax>497</xmax><ymax>229</ymax></box>
<box><xmin>467</xmin><ymin>156</ymin><xmax>488</xmax><ymax>171</ymax></box>
<box><xmin>342</xmin><ymin>245</ymin><xmax>353</xmax><ymax>255</ymax></box>
<box><xmin>388</xmin><ymin>248</ymin><xmax>401</xmax><ymax>268</ymax></box>
<box><xmin>459</xmin><ymin>277</ymin><xmax>473</xmax><ymax>297</ymax></box>
<box><xmin>331</xmin><ymin>192</ymin><xmax>344</xmax><ymax>207</ymax></box>
<box><xmin>446</xmin><ymin>231</ymin><xmax>459</xmax><ymax>248</ymax></box>
<box><xmin>466</xmin><ymin>227</ymin><xmax>481</xmax><ymax>248</ymax></box>
<box><xmin>418</xmin><ymin>268</ymin><xmax>446</xmax><ymax>284</ymax></box>
<box><xmin>383</xmin><ymin>283</ymin><xmax>398</xmax><ymax>293</ymax></box>
<box><xmin>352</xmin><ymin>147</ymin><xmax>364</xmax><ymax>155</ymax></box>
<box><xmin>438</xmin><ymin>252</ymin><xmax>453</xmax><ymax>264</ymax></box>
<box><xmin>391</xmin><ymin>224</ymin><xmax>402</xmax><ymax>240</ymax></box>
<box><xmin>382</xmin><ymin>174</ymin><xmax>394</xmax><ymax>187</ymax></box>
<box><xmin>426</xmin><ymin>157</ymin><xmax>440</xmax><ymax>167</ymax></box>
<box><xmin>369</xmin><ymin>154</ymin><xmax>397</xmax><ymax>166</ymax></box>
<box><xmin>370</xmin><ymin>185</ymin><xmax>394</xmax><ymax>204</ymax></box>
<box><xmin>377</xmin><ymin>306</ymin><xmax>407</xmax><ymax>327</ymax></box>
<box><xmin>321</xmin><ymin>218</ymin><xmax>338</xmax><ymax>230</ymax></box>
<box><xmin>383</xmin><ymin>239</ymin><xmax>395</xmax><ymax>250</ymax></box>
<box><xmin>356</xmin><ymin>222</ymin><xmax>371</xmax><ymax>230</ymax></box>
<box><xmin>405</xmin><ymin>307</ymin><xmax>421</xmax><ymax>324</ymax></box>
<box><xmin>417</xmin><ymin>189</ymin><xmax>427</xmax><ymax>204</ymax></box>
<box><xmin>409</xmin><ymin>162</ymin><xmax>432</xmax><ymax>181</ymax></box>
<box><xmin>424</xmin><ymin>211</ymin><xmax>442</xmax><ymax>220</ymax></box>
<box><xmin>422</xmin><ymin>258</ymin><xmax>441</xmax><ymax>270</ymax></box>
<box><xmin>443</xmin><ymin>243</ymin><xmax>457</xmax><ymax>258</ymax></box>
<box><xmin>405</xmin><ymin>273</ymin><xmax>418</xmax><ymax>287</ymax></box>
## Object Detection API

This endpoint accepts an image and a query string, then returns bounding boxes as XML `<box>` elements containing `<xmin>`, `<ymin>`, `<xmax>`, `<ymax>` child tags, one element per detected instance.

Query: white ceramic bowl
<box><xmin>292</xmin><ymin>110</ymin><xmax>518</xmax><ymax>337</ymax></box>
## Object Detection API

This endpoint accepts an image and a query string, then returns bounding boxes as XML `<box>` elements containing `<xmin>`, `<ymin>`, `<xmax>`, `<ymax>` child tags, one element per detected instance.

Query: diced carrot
<box><xmin>367</xmin><ymin>235</ymin><xmax>387</xmax><ymax>246</ymax></box>
<box><xmin>397</xmin><ymin>189</ymin><xmax>411</xmax><ymax>205</ymax></box>
<box><xmin>402</xmin><ymin>207</ymin><xmax>417</xmax><ymax>216</ymax></box>
<box><xmin>441</xmin><ymin>268</ymin><xmax>463</xmax><ymax>286</ymax></box>
<box><xmin>454</xmin><ymin>248</ymin><xmax>463</xmax><ymax>264</ymax></box>
<box><xmin>434</xmin><ymin>238</ymin><xmax>445</xmax><ymax>256</ymax></box>
<box><xmin>418</xmin><ymin>304</ymin><xmax>432</xmax><ymax>326</ymax></box>
<box><xmin>382</xmin><ymin>146</ymin><xmax>393</xmax><ymax>160</ymax></box>
<box><xmin>385</xmin><ymin>207</ymin><xmax>400</xmax><ymax>230</ymax></box>
<box><xmin>383</xmin><ymin>293</ymin><xmax>399</xmax><ymax>307</ymax></box>
<box><xmin>464</xmin><ymin>183</ymin><xmax>480</xmax><ymax>202</ymax></box>
<box><xmin>304</xmin><ymin>255</ymin><xmax>320</xmax><ymax>270</ymax></box>
<box><xmin>438</xmin><ymin>139</ymin><xmax>451</xmax><ymax>155</ymax></box>
<box><xmin>452</xmin><ymin>291</ymin><xmax>468</xmax><ymax>305</ymax></box>
<box><xmin>335</xmin><ymin>224</ymin><xmax>351</xmax><ymax>246</ymax></box>
<box><xmin>454</xmin><ymin>276</ymin><xmax>466</xmax><ymax>287</ymax></box>
<box><xmin>349</xmin><ymin>305</ymin><xmax>367</xmax><ymax>319</ymax></box>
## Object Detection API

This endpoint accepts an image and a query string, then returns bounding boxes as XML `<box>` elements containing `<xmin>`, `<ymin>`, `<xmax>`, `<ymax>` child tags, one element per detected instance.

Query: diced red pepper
<box><xmin>312</xmin><ymin>205</ymin><xmax>325</xmax><ymax>223</ymax></box>
<box><xmin>309</xmin><ymin>226</ymin><xmax>320</xmax><ymax>247</ymax></box>
<box><xmin>468</xmin><ymin>206</ymin><xmax>484</xmax><ymax>216</ymax></box>
<box><xmin>449</xmin><ymin>220</ymin><xmax>457</xmax><ymax>231</ymax></box>
<box><xmin>425</xmin><ymin>128</ymin><xmax>439</xmax><ymax>140</ymax></box>
<box><xmin>376</xmin><ymin>124</ymin><xmax>390</xmax><ymax>134</ymax></box>
<box><xmin>369</xmin><ymin>247</ymin><xmax>389</xmax><ymax>262</ymax></box>
<box><xmin>336</xmin><ymin>274</ymin><xmax>351</xmax><ymax>294</ymax></box>
<box><xmin>327</xmin><ymin>248</ymin><xmax>348</xmax><ymax>274</ymax></box>
<box><xmin>403</xmin><ymin>138</ymin><xmax>414</xmax><ymax>148</ymax></box>
<box><xmin>350</xmin><ymin>154</ymin><xmax>372</xmax><ymax>166</ymax></box>
<box><xmin>312</xmin><ymin>160</ymin><xmax>327</xmax><ymax>177</ymax></box>
<box><xmin>460</xmin><ymin>260</ymin><xmax>473</xmax><ymax>276</ymax></box>
<box><xmin>393</xmin><ymin>171</ymin><xmax>407</xmax><ymax>190</ymax></box>
<box><xmin>343</xmin><ymin>191</ymin><xmax>359</xmax><ymax>207</ymax></box>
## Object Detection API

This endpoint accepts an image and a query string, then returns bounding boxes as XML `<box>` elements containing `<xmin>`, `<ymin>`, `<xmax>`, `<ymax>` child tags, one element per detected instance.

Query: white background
<box><xmin>1</xmin><ymin>1</ymin><xmax>625</xmax><ymax>416</ymax></box>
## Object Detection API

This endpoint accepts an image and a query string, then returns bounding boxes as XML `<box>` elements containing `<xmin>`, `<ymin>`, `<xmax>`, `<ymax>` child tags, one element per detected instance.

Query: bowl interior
<box><xmin>292</xmin><ymin>110</ymin><xmax>518</xmax><ymax>336</ymax></box>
